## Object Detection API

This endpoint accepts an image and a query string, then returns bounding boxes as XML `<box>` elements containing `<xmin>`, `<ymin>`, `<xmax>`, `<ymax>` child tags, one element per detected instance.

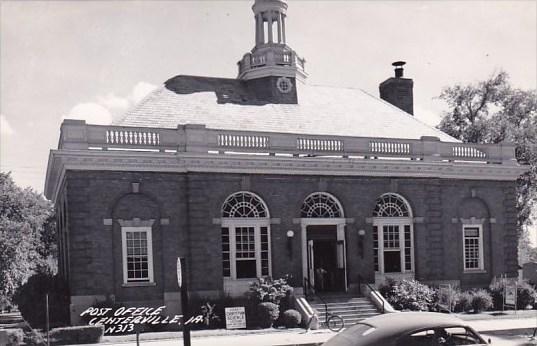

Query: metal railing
<box><xmin>358</xmin><ymin>274</ymin><xmax>385</xmax><ymax>313</ymax></box>
<box><xmin>57</xmin><ymin>120</ymin><xmax>518</xmax><ymax>166</ymax></box>
<box><xmin>303</xmin><ymin>277</ymin><xmax>329</xmax><ymax>324</ymax></box>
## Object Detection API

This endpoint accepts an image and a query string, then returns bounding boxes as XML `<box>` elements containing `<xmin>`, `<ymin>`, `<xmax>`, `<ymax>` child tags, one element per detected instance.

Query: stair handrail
<box><xmin>358</xmin><ymin>274</ymin><xmax>384</xmax><ymax>313</ymax></box>
<box><xmin>303</xmin><ymin>277</ymin><xmax>329</xmax><ymax>324</ymax></box>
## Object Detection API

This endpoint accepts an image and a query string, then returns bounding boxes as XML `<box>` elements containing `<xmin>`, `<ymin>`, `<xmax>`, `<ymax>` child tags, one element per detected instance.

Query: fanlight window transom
<box><xmin>301</xmin><ymin>193</ymin><xmax>343</xmax><ymax>218</ymax></box>
<box><xmin>222</xmin><ymin>192</ymin><xmax>268</xmax><ymax>218</ymax></box>
<box><xmin>373</xmin><ymin>194</ymin><xmax>411</xmax><ymax>217</ymax></box>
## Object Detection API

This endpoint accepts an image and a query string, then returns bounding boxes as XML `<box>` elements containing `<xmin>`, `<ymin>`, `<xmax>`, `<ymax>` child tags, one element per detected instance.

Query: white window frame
<box><xmin>222</xmin><ymin>218</ymin><xmax>271</xmax><ymax>280</ymax></box>
<box><xmin>373</xmin><ymin>218</ymin><xmax>414</xmax><ymax>274</ymax></box>
<box><xmin>462</xmin><ymin>224</ymin><xmax>484</xmax><ymax>272</ymax></box>
<box><xmin>121</xmin><ymin>226</ymin><xmax>154</xmax><ymax>284</ymax></box>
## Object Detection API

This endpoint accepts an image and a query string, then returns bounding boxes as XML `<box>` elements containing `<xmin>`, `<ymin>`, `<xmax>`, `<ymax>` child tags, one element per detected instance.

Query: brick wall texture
<box><xmin>63</xmin><ymin>170</ymin><xmax>518</xmax><ymax>305</ymax></box>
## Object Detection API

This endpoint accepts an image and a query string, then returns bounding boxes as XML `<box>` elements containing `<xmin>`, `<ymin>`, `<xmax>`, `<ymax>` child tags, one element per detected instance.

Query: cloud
<box><xmin>65</xmin><ymin>103</ymin><xmax>113</xmax><ymax>125</ymax></box>
<box><xmin>0</xmin><ymin>114</ymin><xmax>15</xmax><ymax>136</ymax></box>
<box><xmin>130</xmin><ymin>82</ymin><xmax>158</xmax><ymax>104</ymax></box>
<box><xmin>97</xmin><ymin>93</ymin><xmax>130</xmax><ymax>112</ymax></box>
<box><xmin>66</xmin><ymin>82</ymin><xmax>158</xmax><ymax>126</ymax></box>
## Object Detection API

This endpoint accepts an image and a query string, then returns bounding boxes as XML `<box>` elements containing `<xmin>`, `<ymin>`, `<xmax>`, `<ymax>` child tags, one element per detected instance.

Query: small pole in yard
<box><xmin>46</xmin><ymin>293</ymin><xmax>50</xmax><ymax>346</ymax></box>
<box><xmin>178</xmin><ymin>257</ymin><xmax>191</xmax><ymax>346</ymax></box>
<box><xmin>136</xmin><ymin>328</ymin><xmax>140</xmax><ymax>346</ymax></box>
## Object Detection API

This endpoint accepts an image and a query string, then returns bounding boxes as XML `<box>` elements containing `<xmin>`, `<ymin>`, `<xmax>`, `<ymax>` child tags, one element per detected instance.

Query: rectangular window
<box><xmin>221</xmin><ymin>224</ymin><xmax>271</xmax><ymax>280</ymax></box>
<box><xmin>463</xmin><ymin>225</ymin><xmax>483</xmax><ymax>271</ymax></box>
<box><xmin>383</xmin><ymin>225</ymin><xmax>401</xmax><ymax>273</ymax></box>
<box><xmin>404</xmin><ymin>225</ymin><xmax>412</xmax><ymax>271</ymax></box>
<box><xmin>373</xmin><ymin>226</ymin><xmax>379</xmax><ymax>272</ymax></box>
<box><xmin>235</xmin><ymin>227</ymin><xmax>257</xmax><ymax>279</ymax></box>
<box><xmin>122</xmin><ymin>227</ymin><xmax>154</xmax><ymax>283</ymax></box>
<box><xmin>222</xmin><ymin>228</ymin><xmax>230</xmax><ymax>277</ymax></box>
<box><xmin>260</xmin><ymin>227</ymin><xmax>269</xmax><ymax>276</ymax></box>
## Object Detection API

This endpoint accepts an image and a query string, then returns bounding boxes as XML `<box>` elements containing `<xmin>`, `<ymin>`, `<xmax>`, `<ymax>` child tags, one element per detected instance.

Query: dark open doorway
<box><xmin>307</xmin><ymin>225</ymin><xmax>346</xmax><ymax>292</ymax></box>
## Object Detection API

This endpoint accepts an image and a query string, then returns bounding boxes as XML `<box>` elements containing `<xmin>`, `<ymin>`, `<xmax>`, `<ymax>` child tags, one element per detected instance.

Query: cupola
<box><xmin>237</xmin><ymin>0</ymin><xmax>307</xmax><ymax>103</ymax></box>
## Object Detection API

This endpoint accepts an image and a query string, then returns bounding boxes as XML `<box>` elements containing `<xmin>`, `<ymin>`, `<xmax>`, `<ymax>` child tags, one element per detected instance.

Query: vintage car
<box><xmin>322</xmin><ymin>312</ymin><xmax>490</xmax><ymax>346</ymax></box>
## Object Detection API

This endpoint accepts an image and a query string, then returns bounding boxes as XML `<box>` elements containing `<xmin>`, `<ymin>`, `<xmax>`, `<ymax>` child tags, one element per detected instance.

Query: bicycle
<box><xmin>326</xmin><ymin>313</ymin><xmax>345</xmax><ymax>332</ymax></box>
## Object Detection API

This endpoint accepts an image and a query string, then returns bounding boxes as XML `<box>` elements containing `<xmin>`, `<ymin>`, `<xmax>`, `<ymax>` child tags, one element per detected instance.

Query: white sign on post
<box><xmin>177</xmin><ymin>257</ymin><xmax>182</xmax><ymax>288</ymax></box>
<box><xmin>505</xmin><ymin>284</ymin><xmax>517</xmax><ymax>306</ymax></box>
<box><xmin>225</xmin><ymin>307</ymin><xmax>246</xmax><ymax>329</ymax></box>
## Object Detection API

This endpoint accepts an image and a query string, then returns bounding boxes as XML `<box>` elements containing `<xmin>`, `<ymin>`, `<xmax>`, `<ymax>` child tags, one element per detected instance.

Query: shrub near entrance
<box><xmin>381</xmin><ymin>279</ymin><xmax>436</xmax><ymax>311</ymax></box>
<box><xmin>257</xmin><ymin>302</ymin><xmax>279</xmax><ymax>328</ymax></box>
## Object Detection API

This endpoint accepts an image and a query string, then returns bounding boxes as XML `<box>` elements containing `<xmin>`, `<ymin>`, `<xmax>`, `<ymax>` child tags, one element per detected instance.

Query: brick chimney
<box><xmin>379</xmin><ymin>61</ymin><xmax>414</xmax><ymax>115</ymax></box>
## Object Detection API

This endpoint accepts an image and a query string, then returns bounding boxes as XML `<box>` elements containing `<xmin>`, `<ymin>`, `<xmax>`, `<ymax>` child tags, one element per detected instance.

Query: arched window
<box><xmin>373</xmin><ymin>194</ymin><xmax>410</xmax><ymax>217</ymax></box>
<box><xmin>372</xmin><ymin>193</ymin><xmax>414</xmax><ymax>275</ymax></box>
<box><xmin>301</xmin><ymin>192</ymin><xmax>344</xmax><ymax>218</ymax></box>
<box><xmin>221</xmin><ymin>192</ymin><xmax>271</xmax><ymax>280</ymax></box>
<box><xmin>222</xmin><ymin>192</ymin><xmax>268</xmax><ymax>218</ymax></box>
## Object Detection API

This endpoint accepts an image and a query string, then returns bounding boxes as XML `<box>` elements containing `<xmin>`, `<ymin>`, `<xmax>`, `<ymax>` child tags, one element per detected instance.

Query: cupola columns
<box><xmin>238</xmin><ymin>0</ymin><xmax>307</xmax><ymax>83</ymax></box>
<box><xmin>253</xmin><ymin>0</ymin><xmax>287</xmax><ymax>47</ymax></box>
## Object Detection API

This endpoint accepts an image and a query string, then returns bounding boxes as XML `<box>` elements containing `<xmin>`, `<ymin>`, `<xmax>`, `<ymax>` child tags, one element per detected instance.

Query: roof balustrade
<box><xmin>57</xmin><ymin>119</ymin><xmax>518</xmax><ymax>165</ymax></box>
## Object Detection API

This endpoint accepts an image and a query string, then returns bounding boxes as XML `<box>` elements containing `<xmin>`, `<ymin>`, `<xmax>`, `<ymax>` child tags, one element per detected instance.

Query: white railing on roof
<box><xmin>106</xmin><ymin>129</ymin><xmax>160</xmax><ymax>146</ymax></box>
<box><xmin>218</xmin><ymin>134</ymin><xmax>269</xmax><ymax>149</ymax></box>
<box><xmin>297</xmin><ymin>138</ymin><xmax>343</xmax><ymax>152</ymax></box>
<box><xmin>370</xmin><ymin>141</ymin><xmax>411</xmax><ymax>155</ymax></box>
<box><xmin>58</xmin><ymin>120</ymin><xmax>518</xmax><ymax>165</ymax></box>
<box><xmin>238</xmin><ymin>48</ymin><xmax>306</xmax><ymax>76</ymax></box>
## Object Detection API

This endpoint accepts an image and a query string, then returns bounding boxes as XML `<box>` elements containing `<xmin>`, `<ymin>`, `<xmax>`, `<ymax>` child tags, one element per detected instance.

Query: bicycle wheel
<box><xmin>327</xmin><ymin>315</ymin><xmax>344</xmax><ymax>332</ymax></box>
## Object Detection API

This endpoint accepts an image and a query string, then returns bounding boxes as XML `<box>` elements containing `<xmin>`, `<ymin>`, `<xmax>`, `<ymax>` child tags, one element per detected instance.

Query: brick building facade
<box><xmin>45</xmin><ymin>0</ymin><xmax>524</xmax><ymax>324</ymax></box>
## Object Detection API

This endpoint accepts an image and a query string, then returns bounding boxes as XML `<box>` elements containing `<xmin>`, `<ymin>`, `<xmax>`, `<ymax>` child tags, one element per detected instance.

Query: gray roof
<box><xmin>115</xmin><ymin>75</ymin><xmax>458</xmax><ymax>142</ymax></box>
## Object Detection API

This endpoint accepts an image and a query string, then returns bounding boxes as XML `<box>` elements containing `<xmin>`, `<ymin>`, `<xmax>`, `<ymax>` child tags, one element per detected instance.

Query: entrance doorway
<box><xmin>306</xmin><ymin>225</ymin><xmax>346</xmax><ymax>292</ymax></box>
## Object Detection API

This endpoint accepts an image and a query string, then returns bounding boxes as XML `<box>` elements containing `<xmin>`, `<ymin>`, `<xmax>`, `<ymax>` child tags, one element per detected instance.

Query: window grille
<box><xmin>222</xmin><ymin>192</ymin><xmax>268</xmax><ymax>218</ymax></box>
<box><xmin>221</xmin><ymin>191</ymin><xmax>271</xmax><ymax>279</ymax></box>
<box><xmin>301</xmin><ymin>192</ymin><xmax>343</xmax><ymax>218</ymax></box>
<box><xmin>373</xmin><ymin>194</ymin><xmax>410</xmax><ymax>217</ymax></box>
<box><xmin>122</xmin><ymin>227</ymin><xmax>153</xmax><ymax>283</ymax></box>
<box><xmin>463</xmin><ymin>226</ymin><xmax>483</xmax><ymax>270</ymax></box>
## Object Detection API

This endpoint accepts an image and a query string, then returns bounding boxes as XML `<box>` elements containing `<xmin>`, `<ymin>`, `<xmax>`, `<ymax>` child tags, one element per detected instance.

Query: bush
<box><xmin>22</xmin><ymin>329</ymin><xmax>45</xmax><ymax>346</ymax></box>
<box><xmin>435</xmin><ymin>285</ymin><xmax>459</xmax><ymax>312</ymax></box>
<box><xmin>489</xmin><ymin>280</ymin><xmax>537</xmax><ymax>310</ymax></box>
<box><xmin>1</xmin><ymin>328</ymin><xmax>24</xmax><ymax>346</ymax></box>
<box><xmin>282</xmin><ymin>309</ymin><xmax>301</xmax><ymax>328</ymax></box>
<box><xmin>248</xmin><ymin>277</ymin><xmax>292</xmax><ymax>305</ymax></box>
<box><xmin>13</xmin><ymin>273</ymin><xmax>69</xmax><ymax>329</ymax></box>
<box><xmin>49</xmin><ymin>325</ymin><xmax>104</xmax><ymax>345</ymax></box>
<box><xmin>257</xmin><ymin>302</ymin><xmax>279</xmax><ymax>328</ymax></box>
<box><xmin>454</xmin><ymin>291</ymin><xmax>473</xmax><ymax>313</ymax></box>
<box><xmin>517</xmin><ymin>282</ymin><xmax>537</xmax><ymax>309</ymax></box>
<box><xmin>384</xmin><ymin>279</ymin><xmax>436</xmax><ymax>311</ymax></box>
<box><xmin>489</xmin><ymin>280</ymin><xmax>505</xmax><ymax>310</ymax></box>
<box><xmin>471</xmin><ymin>289</ymin><xmax>493</xmax><ymax>313</ymax></box>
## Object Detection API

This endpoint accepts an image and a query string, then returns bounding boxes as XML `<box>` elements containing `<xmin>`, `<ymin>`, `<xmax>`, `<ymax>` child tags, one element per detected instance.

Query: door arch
<box><xmin>300</xmin><ymin>192</ymin><xmax>347</xmax><ymax>292</ymax></box>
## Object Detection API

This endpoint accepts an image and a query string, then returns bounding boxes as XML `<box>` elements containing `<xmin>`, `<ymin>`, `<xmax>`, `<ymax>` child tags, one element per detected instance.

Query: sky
<box><xmin>1</xmin><ymin>0</ymin><xmax>536</xmax><ymax>195</ymax></box>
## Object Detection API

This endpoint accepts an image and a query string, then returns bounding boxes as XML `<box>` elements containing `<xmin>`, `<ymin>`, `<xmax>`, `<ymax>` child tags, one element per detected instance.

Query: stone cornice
<box><xmin>45</xmin><ymin>149</ymin><xmax>527</xmax><ymax>203</ymax></box>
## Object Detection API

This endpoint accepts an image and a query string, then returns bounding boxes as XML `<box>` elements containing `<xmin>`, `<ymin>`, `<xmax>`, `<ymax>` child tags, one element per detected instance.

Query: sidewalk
<box><xmin>96</xmin><ymin>312</ymin><xmax>537</xmax><ymax>346</ymax></box>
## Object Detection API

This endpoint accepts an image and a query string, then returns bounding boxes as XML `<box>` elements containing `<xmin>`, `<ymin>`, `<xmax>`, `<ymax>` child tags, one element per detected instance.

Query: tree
<box><xmin>438</xmin><ymin>71</ymin><xmax>537</xmax><ymax>230</ymax></box>
<box><xmin>0</xmin><ymin>172</ymin><xmax>56</xmax><ymax>308</ymax></box>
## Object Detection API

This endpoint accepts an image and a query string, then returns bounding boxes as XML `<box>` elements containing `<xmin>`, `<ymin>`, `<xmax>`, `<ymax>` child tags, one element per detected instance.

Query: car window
<box><xmin>397</xmin><ymin>329</ymin><xmax>436</xmax><ymax>346</ymax></box>
<box><xmin>397</xmin><ymin>327</ymin><xmax>486</xmax><ymax>346</ymax></box>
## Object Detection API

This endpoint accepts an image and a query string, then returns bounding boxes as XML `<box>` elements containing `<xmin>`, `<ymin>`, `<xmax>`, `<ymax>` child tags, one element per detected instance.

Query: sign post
<box><xmin>178</xmin><ymin>257</ymin><xmax>191</xmax><ymax>346</ymax></box>
<box><xmin>504</xmin><ymin>283</ymin><xmax>517</xmax><ymax>313</ymax></box>
<box><xmin>438</xmin><ymin>284</ymin><xmax>452</xmax><ymax>312</ymax></box>
<box><xmin>225</xmin><ymin>307</ymin><xmax>246</xmax><ymax>329</ymax></box>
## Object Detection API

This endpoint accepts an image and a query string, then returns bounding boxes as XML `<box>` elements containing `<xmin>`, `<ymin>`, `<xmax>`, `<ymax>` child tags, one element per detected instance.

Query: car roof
<box><xmin>323</xmin><ymin>312</ymin><xmax>473</xmax><ymax>346</ymax></box>
<box><xmin>361</xmin><ymin>312</ymin><xmax>468</xmax><ymax>332</ymax></box>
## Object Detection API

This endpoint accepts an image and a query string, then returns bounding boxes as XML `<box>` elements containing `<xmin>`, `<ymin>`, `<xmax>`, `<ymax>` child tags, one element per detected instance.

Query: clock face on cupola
<box><xmin>237</xmin><ymin>0</ymin><xmax>305</xmax><ymax>104</ymax></box>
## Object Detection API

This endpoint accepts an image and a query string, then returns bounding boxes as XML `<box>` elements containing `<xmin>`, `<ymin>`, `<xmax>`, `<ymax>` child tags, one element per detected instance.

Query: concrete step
<box><xmin>307</xmin><ymin>294</ymin><xmax>381</xmax><ymax>329</ymax></box>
